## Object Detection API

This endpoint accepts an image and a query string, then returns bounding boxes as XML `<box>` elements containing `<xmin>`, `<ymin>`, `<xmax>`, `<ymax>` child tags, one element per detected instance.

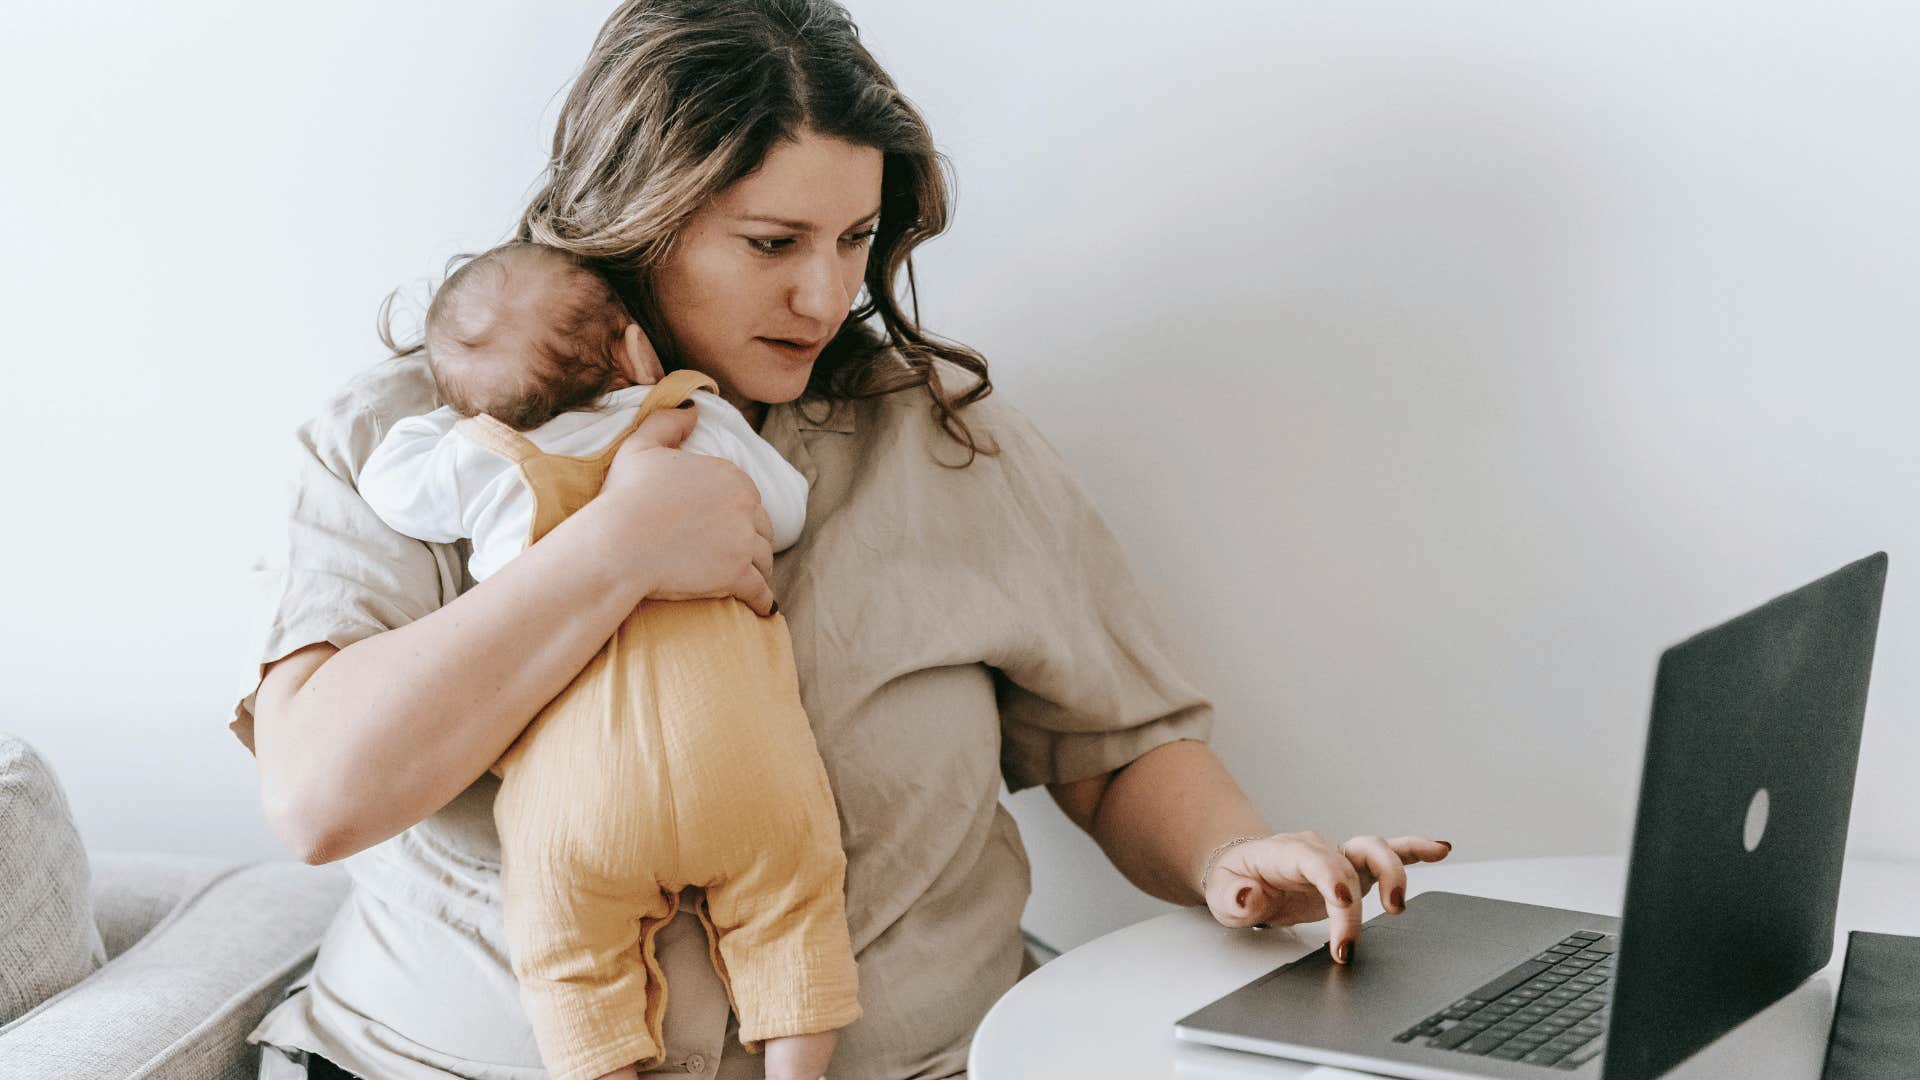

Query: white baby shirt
<box><xmin>357</xmin><ymin>384</ymin><xmax>809</xmax><ymax>580</ymax></box>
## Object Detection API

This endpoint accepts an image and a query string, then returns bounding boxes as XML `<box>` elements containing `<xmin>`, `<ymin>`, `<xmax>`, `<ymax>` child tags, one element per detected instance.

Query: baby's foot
<box><xmin>763</xmin><ymin>1029</ymin><xmax>838</xmax><ymax>1080</ymax></box>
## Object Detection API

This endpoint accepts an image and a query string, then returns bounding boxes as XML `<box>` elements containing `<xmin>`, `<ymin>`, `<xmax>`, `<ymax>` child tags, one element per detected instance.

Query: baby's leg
<box><xmin>687</xmin><ymin>776</ymin><xmax>861</xmax><ymax>1060</ymax></box>
<box><xmin>496</xmin><ymin>861</ymin><xmax>681</xmax><ymax>1080</ymax></box>
<box><xmin>495</xmin><ymin>727</ymin><xmax>685</xmax><ymax>1080</ymax></box>
<box><xmin>763</xmin><ymin>1030</ymin><xmax>838</xmax><ymax>1080</ymax></box>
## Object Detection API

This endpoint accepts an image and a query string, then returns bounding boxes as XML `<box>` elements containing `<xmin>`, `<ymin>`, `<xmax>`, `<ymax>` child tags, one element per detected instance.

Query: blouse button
<box><xmin>685</xmin><ymin>1054</ymin><xmax>707</xmax><ymax>1071</ymax></box>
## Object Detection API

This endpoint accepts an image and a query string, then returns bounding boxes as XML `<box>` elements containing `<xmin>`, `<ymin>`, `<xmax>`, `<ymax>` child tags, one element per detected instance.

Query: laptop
<box><xmin>1174</xmin><ymin>552</ymin><xmax>1888</xmax><ymax>1080</ymax></box>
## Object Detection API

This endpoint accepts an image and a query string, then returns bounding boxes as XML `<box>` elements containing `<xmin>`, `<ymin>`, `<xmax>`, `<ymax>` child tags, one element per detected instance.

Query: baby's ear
<box><xmin>621</xmin><ymin>323</ymin><xmax>666</xmax><ymax>385</ymax></box>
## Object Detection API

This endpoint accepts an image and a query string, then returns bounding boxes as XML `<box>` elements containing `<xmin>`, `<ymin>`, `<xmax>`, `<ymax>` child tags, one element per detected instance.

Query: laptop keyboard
<box><xmin>1393</xmin><ymin>930</ymin><xmax>1615</xmax><ymax>1070</ymax></box>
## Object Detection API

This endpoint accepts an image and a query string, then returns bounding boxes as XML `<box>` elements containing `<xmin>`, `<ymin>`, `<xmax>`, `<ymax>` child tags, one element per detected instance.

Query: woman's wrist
<box><xmin>566</xmin><ymin>493</ymin><xmax>664</xmax><ymax>606</ymax></box>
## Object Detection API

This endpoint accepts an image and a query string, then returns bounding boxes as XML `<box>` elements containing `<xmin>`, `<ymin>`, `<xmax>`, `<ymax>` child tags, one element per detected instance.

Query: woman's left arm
<box><xmin>1049</xmin><ymin>739</ymin><xmax>1267</xmax><ymax>906</ymax></box>
<box><xmin>1050</xmin><ymin>739</ymin><xmax>1450</xmax><ymax>964</ymax></box>
<box><xmin>979</xmin><ymin>396</ymin><xmax>1449</xmax><ymax>960</ymax></box>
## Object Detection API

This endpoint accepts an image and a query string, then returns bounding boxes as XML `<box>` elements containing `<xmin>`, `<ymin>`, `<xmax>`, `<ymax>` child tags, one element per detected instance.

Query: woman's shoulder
<box><xmin>315</xmin><ymin>351</ymin><xmax>441</xmax><ymax>427</ymax></box>
<box><xmin>861</xmin><ymin>356</ymin><xmax>1043</xmax><ymax>454</ymax></box>
<box><xmin>839</xmin><ymin>356</ymin><xmax>1112</xmax><ymax>552</ymax></box>
<box><xmin>296</xmin><ymin>351</ymin><xmax>443</xmax><ymax>475</ymax></box>
<box><xmin>851</xmin><ymin>356</ymin><xmax>1082</xmax><ymax>499</ymax></box>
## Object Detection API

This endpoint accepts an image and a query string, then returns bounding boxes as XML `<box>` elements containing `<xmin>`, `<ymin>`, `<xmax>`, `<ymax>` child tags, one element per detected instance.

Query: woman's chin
<box><xmin>739</xmin><ymin>367</ymin><xmax>816</xmax><ymax>405</ymax></box>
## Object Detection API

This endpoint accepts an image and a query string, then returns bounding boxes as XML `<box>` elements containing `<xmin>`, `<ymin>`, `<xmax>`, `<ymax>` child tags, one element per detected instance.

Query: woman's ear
<box><xmin>619</xmin><ymin>322</ymin><xmax>665</xmax><ymax>385</ymax></box>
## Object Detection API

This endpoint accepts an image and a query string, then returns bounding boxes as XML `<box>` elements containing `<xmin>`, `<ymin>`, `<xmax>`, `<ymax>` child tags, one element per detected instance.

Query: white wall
<box><xmin>3</xmin><ymin>1</ymin><xmax>1915</xmax><ymax>955</ymax></box>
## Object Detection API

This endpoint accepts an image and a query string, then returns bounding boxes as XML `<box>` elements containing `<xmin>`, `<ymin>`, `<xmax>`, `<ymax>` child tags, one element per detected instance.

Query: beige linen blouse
<box><xmin>230</xmin><ymin>350</ymin><xmax>1213</xmax><ymax>1080</ymax></box>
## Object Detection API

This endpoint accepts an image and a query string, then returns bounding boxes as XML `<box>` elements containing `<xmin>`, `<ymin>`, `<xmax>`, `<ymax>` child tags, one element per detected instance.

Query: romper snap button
<box><xmin>685</xmin><ymin>1053</ymin><xmax>706</xmax><ymax>1071</ymax></box>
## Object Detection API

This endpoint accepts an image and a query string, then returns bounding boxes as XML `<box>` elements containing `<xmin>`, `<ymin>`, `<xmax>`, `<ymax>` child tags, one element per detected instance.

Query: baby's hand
<box><xmin>619</xmin><ymin>322</ymin><xmax>666</xmax><ymax>385</ymax></box>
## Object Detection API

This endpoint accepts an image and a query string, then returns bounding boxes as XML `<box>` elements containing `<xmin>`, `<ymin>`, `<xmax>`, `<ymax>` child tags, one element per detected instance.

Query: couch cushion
<box><xmin>0</xmin><ymin>858</ymin><xmax>351</xmax><ymax>1080</ymax></box>
<box><xmin>0</xmin><ymin>733</ymin><xmax>108</xmax><ymax>1025</ymax></box>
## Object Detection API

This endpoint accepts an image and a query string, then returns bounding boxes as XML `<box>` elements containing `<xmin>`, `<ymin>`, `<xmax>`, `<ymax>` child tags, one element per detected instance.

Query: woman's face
<box><xmin>651</xmin><ymin>128</ymin><xmax>885</xmax><ymax>420</ymax></box>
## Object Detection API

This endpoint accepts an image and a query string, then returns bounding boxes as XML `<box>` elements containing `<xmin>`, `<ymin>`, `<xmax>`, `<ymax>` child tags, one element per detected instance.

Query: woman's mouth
<box><xmin>759</xmin><ymin>337</ymin><xmax>823</xmax><ymax>359</ymax></box>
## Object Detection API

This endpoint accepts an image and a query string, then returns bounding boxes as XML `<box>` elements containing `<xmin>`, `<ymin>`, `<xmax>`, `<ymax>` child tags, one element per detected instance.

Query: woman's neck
<box><xmin>716</xmin><ymin>386</ymin><xmax>767</xmax><ymax>432</ymax></box>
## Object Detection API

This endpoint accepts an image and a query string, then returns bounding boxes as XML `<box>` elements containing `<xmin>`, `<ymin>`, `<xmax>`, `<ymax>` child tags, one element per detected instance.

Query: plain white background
<box><xmin>2</xmin><ymin>1</ymin><xmax>1915</xmax><ymax>954</ymax></box>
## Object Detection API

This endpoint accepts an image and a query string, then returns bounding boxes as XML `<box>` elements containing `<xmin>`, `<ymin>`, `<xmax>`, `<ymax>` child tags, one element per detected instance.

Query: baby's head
<box><xmin>424</xmin><ymin>241</ymin><xmax>638</xmax><ymax>430</ymax></box>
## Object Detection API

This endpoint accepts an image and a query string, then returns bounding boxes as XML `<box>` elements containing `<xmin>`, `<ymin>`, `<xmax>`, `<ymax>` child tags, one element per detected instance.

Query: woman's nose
<box><xmin>787</xmin><ymin>249</ymin><xmax>853</xmax><ymax>323</ymax></box>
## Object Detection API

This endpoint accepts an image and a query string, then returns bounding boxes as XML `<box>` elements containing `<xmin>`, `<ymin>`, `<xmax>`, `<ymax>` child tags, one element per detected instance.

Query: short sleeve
<box><xmin>356</xmin><ymin>409</ymin><xmax>473</xmax><ymax>544</ymax></box>
<box><xmin>984</xmin><ymin>403</ymin><xmax>1214</xmax><ymax>793</ymax></box>
<box><xmin>229</xmin><ymin>354</ymin><xmax>467</xmax><ymax>755</ymax></box>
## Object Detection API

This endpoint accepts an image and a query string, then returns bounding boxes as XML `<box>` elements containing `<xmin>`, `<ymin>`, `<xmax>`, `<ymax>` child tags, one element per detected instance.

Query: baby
<box><xmin>358</xmin><ymin>241</ymin><xmax>860</xmax><ymax>1080</ymax></box>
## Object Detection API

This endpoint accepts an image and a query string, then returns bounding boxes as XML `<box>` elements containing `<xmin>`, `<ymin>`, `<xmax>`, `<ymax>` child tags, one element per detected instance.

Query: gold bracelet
<box><xmin>1198</xmin><ymin>834</ymin><xmax>1269</xmax><ymax>895</ymax></box>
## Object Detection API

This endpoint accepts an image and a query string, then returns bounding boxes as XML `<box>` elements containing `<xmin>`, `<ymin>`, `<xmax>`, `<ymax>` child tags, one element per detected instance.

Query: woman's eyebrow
<box><xmin>736</xmin><ymin>204</ymin><xmax>883</xmax><ymax>232</ymax></box>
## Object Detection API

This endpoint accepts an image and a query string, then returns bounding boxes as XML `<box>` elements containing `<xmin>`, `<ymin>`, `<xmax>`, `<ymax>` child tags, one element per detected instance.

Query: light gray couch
<box><xmin>0</xmin><ymin>732</ymin><xmax>1059</xmax><ymax>1080</ymax></box>
<box><xmin>0</xmin><ymin>848</ymin><xmax>350</xmax><ymax>1079</ymax></box>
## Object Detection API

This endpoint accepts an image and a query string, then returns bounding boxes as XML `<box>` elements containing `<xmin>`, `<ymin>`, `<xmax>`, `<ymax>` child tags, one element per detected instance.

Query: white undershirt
<box><xmin>357</xmin><ymin>385</ymin><xmax>808</xmax><ymax>581</ymax></box>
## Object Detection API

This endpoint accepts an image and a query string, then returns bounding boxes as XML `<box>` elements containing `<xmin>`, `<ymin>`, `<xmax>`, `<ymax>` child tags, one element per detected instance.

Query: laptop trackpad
<box><xmin>1182</xmin><ymin>922</ymin><xmax>1518</xmax><ymax>1045</ymax></box>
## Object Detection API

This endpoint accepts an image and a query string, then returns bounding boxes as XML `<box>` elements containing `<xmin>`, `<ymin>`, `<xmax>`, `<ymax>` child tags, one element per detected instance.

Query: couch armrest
<box><xmin>0</xmin><ymin>859</ymin><xmax>350</xmax><ymax>1080</ymax></box>
<box><xmin>91</xmin><ymin>850</ymin><xmax>241</xmax><ymax>961</ymax></box>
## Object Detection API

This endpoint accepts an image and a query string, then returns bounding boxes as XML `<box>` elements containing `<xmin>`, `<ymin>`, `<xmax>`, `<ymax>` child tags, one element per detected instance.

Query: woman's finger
<box><xmin>1205</xmin><ymin>836</ymin><xmax>1319</xmax><ymax>928</ymax></box>
<box><xmin>1203</xmin><ymin>851</ymin><xmax>1267</xmax><ymax>924</ymax></box>
<box><xmin>736</xmin><ymin>565</ymin><xmax>776</xmax><ymax>617</ymax></box>
<box><xmin>623</xmin><ymin>405</ymin><xmax>697</xmax><ymax>452</ymax></box>
<box><xmin>1384</xmin><ymin>836</ymin><xmax>1454</xmax><ymax>867</ymax></box>
<box><xmin>1341</xmin><ymin>835</ymin><xmax>1409</xmax><ymax>915</ymax></box>
<box><xmin>1282</xmin><ymin>838</ymin><xmax>1365</xmax><ymax>963</ymax></box>
<box><xmin>752</xmin><ymin>534</ymin><xmax>774</xmax><ymax>605</ymax></box>
<box><xmin>752</xmin><ymin>503</ymin><xmax>774</xmax><ymax>545</ymax></box>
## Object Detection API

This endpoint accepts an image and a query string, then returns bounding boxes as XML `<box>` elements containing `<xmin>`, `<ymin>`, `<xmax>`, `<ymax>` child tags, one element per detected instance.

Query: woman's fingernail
<box><xmin>1334</xmin><ymin>882</ymin><xmax>1353</xmax><ymax>906</ymax></box>
<box><xmin>1438</xmin><ymin>840</ymin><xmax>1453</xmax><ymax>852</ymax></box>
<box><xmin>1391</xmin><ymin>886</ymin><xmax>1405</xmax><ymax>910</ymax></box>
<box><xmin>1251</xmin><ymin>922</ymin><xmax>1271</xmax><ymax>930</ymax></box>
<box><xmin>769</xmin><ymin>601</ymin><xmax>780</xmax><ymax>616</ymax></box>
<box><xmin>1336</xmin><ymin>941</ymin><xmax>1351</xmax><ymax>964</ymax></box>
<box><xmin>1235</xmin><ymin>886</ymin><xmax>1252</xmax><ymax>909</ymax></box>
<box><xmin>676</xmin><ymin>399</ymin><xmax>697</xmax><ymax>409</ymax></box>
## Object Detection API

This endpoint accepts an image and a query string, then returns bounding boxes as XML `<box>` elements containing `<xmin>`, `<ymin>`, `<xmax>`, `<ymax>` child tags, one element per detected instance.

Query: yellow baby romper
<box><xmin>463</xmin><ymin>369</ymin><xmax>863</xmax><ymax>1080</ymax></box>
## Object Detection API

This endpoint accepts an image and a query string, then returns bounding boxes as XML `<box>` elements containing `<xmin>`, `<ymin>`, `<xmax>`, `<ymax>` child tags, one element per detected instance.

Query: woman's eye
<box><xmin>746</xmin><ymin>230</ymin><xmax>877</xmax><ymax>257</ymax></box>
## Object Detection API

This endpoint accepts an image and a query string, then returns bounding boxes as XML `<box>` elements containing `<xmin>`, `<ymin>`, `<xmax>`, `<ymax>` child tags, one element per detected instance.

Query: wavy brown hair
<box><xmin>383</xmin><ymin>0</ymin><xmax>995</xmax><ymax>463</ymax></box>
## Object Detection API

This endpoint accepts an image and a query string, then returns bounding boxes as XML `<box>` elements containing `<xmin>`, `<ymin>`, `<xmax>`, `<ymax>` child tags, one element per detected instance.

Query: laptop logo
<box><xmin>1744</xmin><ymin>788</ymin><xmax>1770</xmax><ymax>852</ymax></box>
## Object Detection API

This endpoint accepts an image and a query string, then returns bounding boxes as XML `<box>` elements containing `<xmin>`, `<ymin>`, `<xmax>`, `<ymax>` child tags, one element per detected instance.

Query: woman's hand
<box><xmin>1202</xmin><ymin>832</ymin><xmax>1453</xmax><ymax>963</ymax></box>
<box><xmin>592</xmin><ymin>404</ymin><xmax>778</xmax><ymax>615</ymax></box>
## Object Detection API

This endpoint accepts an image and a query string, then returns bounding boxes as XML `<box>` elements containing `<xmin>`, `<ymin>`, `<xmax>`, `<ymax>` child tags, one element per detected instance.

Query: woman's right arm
<box><xmin>254</xmin><ymin>407</ymin><xmax>776</xmax><ymax>865</ymax></box>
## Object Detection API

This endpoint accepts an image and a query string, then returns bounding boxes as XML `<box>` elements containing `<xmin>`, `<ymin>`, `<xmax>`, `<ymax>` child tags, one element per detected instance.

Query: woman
<box><xmin>235</xmin><ymin>2</ymin><xmax>1449</xmax><ymax>1077</ymax></box>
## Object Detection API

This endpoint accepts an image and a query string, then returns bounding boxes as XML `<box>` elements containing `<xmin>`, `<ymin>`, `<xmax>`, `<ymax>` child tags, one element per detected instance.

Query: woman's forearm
<box><xmin>262</xmin><ymin>498</ymin><xmax>656</xmax><ymax>864</ymax></box>
<box><xmin>1087</xmin><ymin>739</ymin><xmax>1273</xmax><ymax>906</ymax></box>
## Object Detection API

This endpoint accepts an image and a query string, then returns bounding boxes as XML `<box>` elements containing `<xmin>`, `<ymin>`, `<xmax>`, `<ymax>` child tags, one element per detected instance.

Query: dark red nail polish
<box><xmin>1334</xmin><ymin>882</ymin><xmax>1353</xmax><ymax>906</ymax></box>
<box><xmin>1336</xmin><ymin>941</ymin><xmax>1351</xmax><ymax>963</ymax></box>
<box><xmin>1235</xmin><ymin>886</ymin><xmax>1252</xmax><ymax>908</ymax></box>
<box><xmin>1438</xmin><ymin>840</ymin><xmax>1453</xmax><ymax>851</ymax></box>
<box><xmin>769</xmin><ymin>601</ymin><xmax>780</xmax><ymax>616</ymax></box>
<box><xmin>1391</xmin><ymin>886</ymin><xmax>1405</xmax><ymax>909</ymax></box>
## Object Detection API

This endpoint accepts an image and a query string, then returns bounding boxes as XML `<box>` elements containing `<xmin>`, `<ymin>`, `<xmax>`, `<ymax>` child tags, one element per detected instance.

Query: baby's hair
<box><xmin>422</xmin><ymin>241</ymin><xmax>634</xmax><ymax>431</ymax></box>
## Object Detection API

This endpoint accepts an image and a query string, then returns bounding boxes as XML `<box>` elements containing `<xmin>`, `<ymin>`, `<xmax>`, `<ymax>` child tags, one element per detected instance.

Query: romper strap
<box><xmin>454</xmin><ymin>413</ymin><xmax>544</xmax><ymax>464</ymax></box>
<box><xmin>596</xmin><ymin>368</ymin><xmax>722</xmax><ymax>457</ymax></box>
<box><xmin>630</xmin><ymin>369</ymin><xmax>721</xmax><ymax>427</ymax></box>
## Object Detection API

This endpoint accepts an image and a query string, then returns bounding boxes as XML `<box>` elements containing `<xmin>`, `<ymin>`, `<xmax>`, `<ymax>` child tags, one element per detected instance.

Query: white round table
<box><xmin>969</xmin><ymin>855</ymin><xmax>1920</xmax><ymax>1079</ymax></box>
